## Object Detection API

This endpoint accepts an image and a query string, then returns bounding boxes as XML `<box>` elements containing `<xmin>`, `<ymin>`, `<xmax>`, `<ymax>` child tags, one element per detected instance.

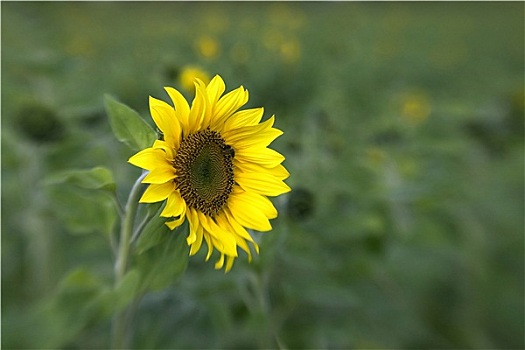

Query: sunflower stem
<box><xmin>111</xmin><ymin>171</ymin><xmax>147</xmax><ymax>349</ymax></box>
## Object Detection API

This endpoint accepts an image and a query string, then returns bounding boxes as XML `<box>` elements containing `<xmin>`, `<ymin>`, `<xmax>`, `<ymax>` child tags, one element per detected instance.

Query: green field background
<box><xmin>2</xmin><ymin>2</ymin><xmax>524</xmax><ymax>349</ymax></box>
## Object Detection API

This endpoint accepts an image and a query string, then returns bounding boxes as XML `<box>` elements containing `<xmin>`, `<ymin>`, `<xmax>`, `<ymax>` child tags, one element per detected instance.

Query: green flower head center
<box><xmin>174</xmin><ymin>129</ymin><xmax>234</xmax><ymax>217</ymax></box>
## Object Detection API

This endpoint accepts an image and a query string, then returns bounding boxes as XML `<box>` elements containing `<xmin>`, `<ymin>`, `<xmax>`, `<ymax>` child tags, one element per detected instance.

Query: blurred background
<box><xmin>2</xmin><ymin>2</ymin><xmax>524</xmax><ymax>349</ymax></box>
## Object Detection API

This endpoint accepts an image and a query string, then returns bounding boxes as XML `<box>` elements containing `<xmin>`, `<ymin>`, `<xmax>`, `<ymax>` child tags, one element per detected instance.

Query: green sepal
<box><xmin>104</xmin><ymin>94</ymin><xmax>156</xmax><ymax>152</ymax></box>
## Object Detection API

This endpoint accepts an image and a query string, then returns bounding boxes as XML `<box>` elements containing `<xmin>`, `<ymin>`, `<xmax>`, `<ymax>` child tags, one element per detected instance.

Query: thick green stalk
<box><xmin>111</xmin><ymin>172</ymin><xmax>147</xmax><ymax>349</ymax></box>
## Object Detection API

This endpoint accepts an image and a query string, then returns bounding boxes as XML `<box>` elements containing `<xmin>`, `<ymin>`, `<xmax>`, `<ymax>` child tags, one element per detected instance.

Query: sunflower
<box><xmin>178</xmin><ymin>65</ymin><xmax>210</xmax><ymax>93</ymax></box>
<box><xmin>128</xmin><ymin>75</ymin><xmax>290</xmax><ymax>271</ymax></box>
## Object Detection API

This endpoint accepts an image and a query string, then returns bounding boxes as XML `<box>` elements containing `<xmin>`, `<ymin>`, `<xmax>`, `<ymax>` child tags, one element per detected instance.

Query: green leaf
<box><xmin>59</xmin><ymin>267</ymin><xmax>103</xmax><ymax>291</ymax></box>
<box><xmin>104</xmin><ymin>94</ymin><xmax>156</xmax><ymax>151</ymax></box>
<box><xmin>135</xmin><ymin>203</ymin><xmax>170</xmax><ymax>254</ymax></box>
<box><xmin>47</xmin><ymin>188</ymin><xmax>117</xmax><ymax>236</ymax></box>
<box><xmin>135</xmin><ymin>225</ymin><xmax>189</xmax><ymax>292</ymax></box>
<box><xmin>44</xmin><ymin>167</ymin><xmax>117</xmax><ymax>236</ymax></box>
<box><xmin>29</xmin><ymin>268</ymin><xmax>108</xmax><ymax>349</ymax></box>
<box><xmin>113</xmin><ymin>269</ymin><xmax>141</xmax><ymax>311</ymax></box>
<box><xmin>45</xmin><ymin>166</ymin><xmax>116</xmax><ymax>192</ymax></box>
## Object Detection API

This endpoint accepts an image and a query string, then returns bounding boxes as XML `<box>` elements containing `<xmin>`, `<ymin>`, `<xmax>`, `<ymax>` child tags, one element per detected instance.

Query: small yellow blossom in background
<box><xmin>128</xmin><ymin>75</ymin><xmax>290</xmax><ymax>271</ymax></box>
<box><xmin>400</xmin><ymin>91</ymin><xmax>431</xmax><ymax>125</ymax></box>
<box><xmin>263</xmin><ymin>2</ymin><xmax>306</xmax><ymax>66</ymax></box>
<box><xmin>263</xmin><ymin>31</ymin><xmax>302</xmax><ymax>65</ymax></box>
<box><xmin>511</xmin><ymin>87</ymin><xmax>524</xmax><ymax>112</ymax></box>
<box><xmin>263</xmin><ymin>30</ymin><xmax>285</xmax><ymax>52</ymax></box>
<box><xmin>178</xmin><ymin>66</ymin><xmax>211</xmax><ymax>93</ymax></box>
<box><xmin>202</xmin><ymin>9</ymin><xmax>230</xmax><ymax>34</ymax></box>
<box><xmin>196</xmin><ymin>36</ymin><xmax>221</xmax><ymax>59</ymax></box>
<box><xmin>65</xmin><ymin>37</ymin><xmax>95</xmax><ymax>57</ymax></box>
<box><xmin>268</xmin><ymin>2</ymin><xmax>306</xmax><ymax>31</ymax></box>
<box><xmin>279</xmin><ymin>38</ymin><xmax>301</xmax><ymax>65</ymax></box>
<box><xmin>366</xmin><ymin>147</ymin><xmax>386</xmax><ymax>167</ymax></box>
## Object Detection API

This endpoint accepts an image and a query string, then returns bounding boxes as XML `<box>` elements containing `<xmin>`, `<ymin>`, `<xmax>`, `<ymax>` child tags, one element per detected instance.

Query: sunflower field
<box><xmin>2</xmin><ymin>2</ymin><xmax>524</xmax><ymax>349</ymax></box>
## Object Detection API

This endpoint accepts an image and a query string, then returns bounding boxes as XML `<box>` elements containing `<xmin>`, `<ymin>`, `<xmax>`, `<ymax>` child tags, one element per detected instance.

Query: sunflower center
<box><xmin>173</xmin><ymin>129</ymin><xmax>234</xmax><ymax>217</ymax></box>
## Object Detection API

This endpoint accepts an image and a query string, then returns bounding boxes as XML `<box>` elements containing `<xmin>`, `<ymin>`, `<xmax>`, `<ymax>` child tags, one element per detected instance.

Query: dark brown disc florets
<box><xmin>173</xmin><ymin>129</ymin><xmax>235</xmax><ymax>217</ymax></box>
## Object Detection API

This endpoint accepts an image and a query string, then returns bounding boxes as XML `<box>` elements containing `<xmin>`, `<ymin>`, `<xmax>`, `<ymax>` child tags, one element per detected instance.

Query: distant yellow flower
<box><xmin>179</xmin><ymin>66</ymin><xmax>210</xmax><ymax>93</ymax></box>
<box><xmin>263</xmin><ymin>30</ymin><xmax>285</xmax><ymax>52</ymax></box>
<box><xmin>366</xmin><ymin>147</ymin><xmax>386</xmax><ymax>166</ymax></box>
<box><xmin>268</xmin><ymin>3</ymin><xmax>306</xmax><ymax>31</ymax></box>
<box><xmin>129</xmin><ymin>75</ymin><xmax>290</xmax><ymax>271</ymax></box>
<box><xmin>279</xmin><ymin>38</ymin><xmax>301</xmax><ymax>65</ymax></box>
<box><xmin>196</xmin><ymin>36</ymin><xmax>220</xmax><ymax>59</ymax></box>
<box><xmin>401</xmin><ymin>91</ymin><xmax>431</xmax><ymax>124</ymax></box>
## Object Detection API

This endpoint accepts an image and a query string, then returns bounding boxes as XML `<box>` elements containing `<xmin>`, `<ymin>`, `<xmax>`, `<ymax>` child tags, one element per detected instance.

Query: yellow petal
<box><xmin>203</xmin><ymin>232</ymin><xmax>213</xmax><ymax>261</ymax></box>
<box><xmin>206</xmin><ymin>75</ymin><xmax>226</xmax><ymax>107</ymax></box>
<box><xmin>227</xmin><ymin>127</ymin><xmax>282</xmax><ymax>150</ymax></box>
<box><xmin>165</xmin><ymin>87</ymin><xmax>190</xmax><ymax>135</ymax></box>
<box><xmin>189</xmin><ymin>223</ymin><xmax>204</xmax><ymax>256</ymax></box>
<box><xmin>128</xmin><ymin>148</ymin><xmax>170</xmax><ymax>171</ymax></box>
<box><xmin>149</xmin><ymin>96</ymin><xmax>181</xmax><ymax>148</ymax></box>
<box><xmin>232</xmin><ymin>188</ymin><xmax>278</xmax><ymax>219</ymax></box>
<box><xmin>139</xmin><ymin>182</ymin><xmax>174</xmax><ymax>203</ymax></box>
<box><xmin>165</xmin><ymin>214</ymin><xmax>186</xmax><ymax>230</ymax></box>
<box><xmin>196</xmin><ymin>79</ymin><xmax>213</xmax><ymax>129</ymax></box>
<box><xmin>143</xmin><ymin>167</ymin><xmax>175</xmax><ymax>184</ymax></box>
<box><xmin>235</xmin><ymin>162</ymin><xmax>290</xmax><ymax>180</ymax></box>
<box><xmin>160</xmin><ymin>191</ymin><xmax>185</xmax><ymax>217</ymax></box>
<box><xmin>198</xmin><ymin>212</ymin><xmax>238</xmax><ymax>257</ymax></box>
<box><xmin>152</xmin><ymin>140</ymin><xmax>175</xmax><ymax>160</ymax></box>
<box><xmin>223</xmin><ymin>107</ymin><xmax>264</xmax><ymax>131</ymax></box>
<box><xmin>235</xmin><ymin>172</ymin><xmax>291</xmax><ymax>197</ymax></box>
<box><xmin>224</xmin><ymin>209</ymin><xmax>258</xmax><ymax>247</ymax></box>
<box><xmin>223</xmin><ymin>115</ymin><xmax>273</xmax><ymax>140</ymax></box>
<box><xmin>188</xmin><ymin>81</ymin><xmax>206</xmax><ymax>133</ymax></box>
<box><xmin>228</xmin><ymin>189</ymin><xmax>273</xmax><ymax>231</ymax></box>
<box><xmin>224</xmin><ymin>255</ymin><xmax>235</xmax><ymax>272</ymax></box>
<box><xmin>227</xmin><ymin>115</ymin><xmax>273</xmax><ymax>134</ymax></box>
<box><xmin>211</xmin><ymin>86</ymin><xmax>249</xmax><ymax>130</ymax></box>
<box><xmin>186</xmin><ymin>208</ymin><xmax>199</xmax><ymax>245</ymax></box>
<box><xmin>235</xmin><ymin>147</ymin><xmax>285</xmax><ymax>168</ymax></box>
<box><xmin>215</xmin><ymin>213</ymin><xmax>252</xmax><ymax>258</ymax></box>
<box><xmin>214</xmin><ymin>253</ymin><xmax>225</xmax><ymax>270</ymax></box>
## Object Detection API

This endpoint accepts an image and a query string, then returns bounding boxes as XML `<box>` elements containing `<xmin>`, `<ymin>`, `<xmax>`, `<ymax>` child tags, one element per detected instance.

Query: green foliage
<box><xmin>50</xmin><ymin>188</ymin><xmax>116</xmax><ymax>236</ymax></box>
<box><xmin>13</xmin><ymin>268</ymin><xmax>112</xmax><ymax>349</ymax></box>
<box><xmin>134</xmin><ymin>203</ymin><xmax>169</xmax><ymax>254</ymax></box>
<box><xmin>104</xmin><ymin>94</ymin><xmax>157</xmax><ymax>152</ymax></box>
<box><xmin>45</xmin><ymin>166</ymin><xmax>116</xmax><ymax>192</ymax></box>
<box><xmin>114</xmin><ymin>269</ymin><xmax>141</xmax><ymax>311</ymax></box>
<box><xmin>44</xmin><ymin>167</ymin><xmax>117</xmax><ymax>236</ymax></box>
<box><xmin>131</xmin><ymin>202</ymin><xmax>189</xmax><ymax>292</ymax></box>
<box><xmin>135</xmin><ymin>224</ymin><xmax>189</xmax><ymax>292</ymax></box>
